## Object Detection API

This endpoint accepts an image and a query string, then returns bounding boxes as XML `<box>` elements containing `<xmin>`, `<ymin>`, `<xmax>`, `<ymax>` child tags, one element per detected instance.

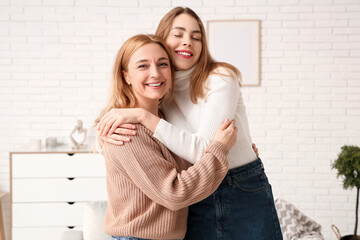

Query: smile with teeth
<box><xmin>177</xmin><ymin>51</ymin><xmax>192</xmax><ymax>56</ymax></box>
<box><xmin>145</xmin><ymin>82</ymin><xmax>164</xmax><ymax>87</ymax></box>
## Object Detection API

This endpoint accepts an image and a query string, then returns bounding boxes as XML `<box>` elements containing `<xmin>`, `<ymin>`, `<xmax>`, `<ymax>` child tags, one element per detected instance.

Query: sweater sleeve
<box><xmin>104</xmin><ymin>125</ymin><xmax>229</xmax><ymax>211</ymax></box>
<box><xmin>95</xmin><ymin>136</ymin><xmax>104</xmax><ymax>154</ymax></box>
<box><xmin>154</xmin><ymin>69</ymin><xmax>240</xmax><ymax>164</ymax></box>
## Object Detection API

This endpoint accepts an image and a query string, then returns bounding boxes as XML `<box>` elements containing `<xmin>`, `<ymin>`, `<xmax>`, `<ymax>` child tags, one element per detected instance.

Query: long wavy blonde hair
<box><xmin>95</xmin><ymin>34</ymin><xmax>174</xmax><ymax>125</ymax></box>
<box><xmin>155</xmin><ymin>7</ymin><xmax>241</xmax><ymax>103</ymax></box>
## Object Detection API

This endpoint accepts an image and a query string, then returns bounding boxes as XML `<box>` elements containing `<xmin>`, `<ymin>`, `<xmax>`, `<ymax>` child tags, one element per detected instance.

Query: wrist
<box><xmin>137</xmin><ymin>108</ymin><xmax>148</xmax><ymax>124</ymax></box>
<box><xmin>135</xmin><ymin>108</ymin><xmax>160</xmax><ymax>133</ymax></box>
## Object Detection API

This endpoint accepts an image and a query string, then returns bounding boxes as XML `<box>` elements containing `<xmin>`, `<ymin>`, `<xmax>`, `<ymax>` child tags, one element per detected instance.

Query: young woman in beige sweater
<box><xmin>95</xmin><ymin>34</ymin><xmax>237</xmax><ymax>240</ymax></box>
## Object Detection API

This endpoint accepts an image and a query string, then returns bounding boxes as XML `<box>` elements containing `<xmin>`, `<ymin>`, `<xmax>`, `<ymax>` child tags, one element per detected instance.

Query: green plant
<box><xmin>332</xmin><ymin>145</ymin><xmax>360</xmax><ymax>240</ymax></box>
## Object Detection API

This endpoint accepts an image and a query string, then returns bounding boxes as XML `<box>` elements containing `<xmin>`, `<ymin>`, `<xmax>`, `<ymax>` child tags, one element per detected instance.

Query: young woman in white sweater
<box><xmin>97</xmin><ymin>7</ymin><xmax>282</xmax><ymax>240</ymax></box>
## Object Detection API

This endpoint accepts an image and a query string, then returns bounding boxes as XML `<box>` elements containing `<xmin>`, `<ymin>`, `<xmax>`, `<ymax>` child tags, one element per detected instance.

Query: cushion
<box><xmin>83</xmin><ymin>201</ymin><xmax>112</xmax><ymax>240</ymax></box>
<box><xmin>275</xmin><ymin>198</ymin><xmax>324</xmax><ymax>240</ymax></box>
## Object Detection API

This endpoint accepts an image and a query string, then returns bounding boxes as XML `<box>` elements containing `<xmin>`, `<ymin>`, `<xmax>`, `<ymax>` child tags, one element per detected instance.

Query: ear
<box><xmin>122</xmin><ymin>70</ymin><xmax>131</xmax><ymax>86</ymax></box>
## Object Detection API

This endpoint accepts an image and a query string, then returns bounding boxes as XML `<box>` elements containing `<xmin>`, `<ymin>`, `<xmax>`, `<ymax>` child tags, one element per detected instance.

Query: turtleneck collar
<box><xmin>173</xmin><ymin>65</ymin><xmax>196</xmax><ymax>91</ymax></box>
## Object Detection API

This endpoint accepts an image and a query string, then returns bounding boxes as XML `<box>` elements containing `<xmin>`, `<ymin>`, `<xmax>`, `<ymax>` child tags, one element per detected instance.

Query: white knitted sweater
<box><xmin>154</xmin><ymin>66</ymin><xmax>257</xmax><ymax>169</ymax></box>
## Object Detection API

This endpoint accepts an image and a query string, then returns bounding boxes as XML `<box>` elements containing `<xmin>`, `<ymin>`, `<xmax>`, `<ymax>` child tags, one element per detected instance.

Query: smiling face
<box><xmin>123</xmin><ymin>43</ymin><xmax>171</xmax><ymax>111</ymax></box>
<box><xmin>165</xmin><ymin>13</ymin><xmax>202</xmax><ymax>71</ymax></box>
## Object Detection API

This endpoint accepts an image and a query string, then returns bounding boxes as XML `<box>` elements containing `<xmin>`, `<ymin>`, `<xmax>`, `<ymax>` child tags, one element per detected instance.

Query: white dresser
<box><xmin>9</xmin><ymin>149</ymin><xmax>107</xmax><ymax>240</ymax></box>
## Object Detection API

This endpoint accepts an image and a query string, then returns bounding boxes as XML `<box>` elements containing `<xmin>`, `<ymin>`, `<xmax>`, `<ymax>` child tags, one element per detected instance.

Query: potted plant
<box><xmin>332</xmin><ymin>145</ymin><xmax>360</xmax><ymax>240</ymax></box>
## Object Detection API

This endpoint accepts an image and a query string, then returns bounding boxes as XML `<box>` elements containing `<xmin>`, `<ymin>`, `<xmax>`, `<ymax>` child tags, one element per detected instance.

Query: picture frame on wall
<box><xmin>207</xmin><ymin>20</ymin><xmax>261</xmax><ymax>86</ymax></box>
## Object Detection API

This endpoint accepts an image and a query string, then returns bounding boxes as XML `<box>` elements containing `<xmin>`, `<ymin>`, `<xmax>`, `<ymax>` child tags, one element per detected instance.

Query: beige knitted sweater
<box><xmin>102</xmin><ymin>124</ymin><xmax>229</xmax><ymax>240</ymax></box>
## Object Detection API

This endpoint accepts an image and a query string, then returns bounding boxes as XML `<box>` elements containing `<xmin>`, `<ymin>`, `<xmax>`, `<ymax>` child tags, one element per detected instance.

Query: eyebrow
<box><xmin>135</xmin><ymin>59</ymin><xmax>148</xmax><ymax>64</ymax></box>
<box><xmin>172</xmin><ymin>27</ymin><xmax>202</xmax><ymax>34</ymax></box>
<box><xmin>135</xmin><ymin>57</ymin><xmax>169</xmax><ymax>64</ymax></box>
<box><xmin>159</xmin><ymin>57</ymin><xmax>169</xmax><ymax>61</ymax></box>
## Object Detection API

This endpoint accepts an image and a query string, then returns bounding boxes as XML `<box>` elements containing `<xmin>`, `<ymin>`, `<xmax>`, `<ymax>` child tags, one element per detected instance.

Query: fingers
<box><xmin>229</xmin><ymin>120</ymin><xmax>236</xmax><ymax>129</ymax></box>
<box><xmin>252</xmin><ymin>143</ymin><xmax>259</xmax><ymax>157</ymax></box>
<box><xmin>97</xmin><ymin>110</ymin><xmax>116</xmax><ymax>135</ymax></box>
<box><xmin>224</xmin><ymin>119</ymin><xmax>236</xmax><ymax>132</ymax></box>
<box><xmin>97</xmin><ymin>116</ymin><xmax>108</xmax><ymax>135</ymax></box>
<box><xmin>114</xmin><ymin>127</ymin><xmax>136</xmax><ymax>136</ymax></box>
<box><xmin>108</xmin><ymin>133</ymin><xmax>131</xmax><ymax>143</ymax></box>
<box><xmin>108</xmin><ymin>119</ymin><xmax>122</xmax><ymax>136</ymax></box>
<box><xmin>102</xmin><ymin>136</ymin><xmax>124</xmax><ymax>146</ymax></box>
<box><xmin>227</xmin><ymin>121</ymin><xmax>237</xmax><ymax>141</ymax></box>
<box><xmin>110</xmin><ymin>123</ymin><xmax>136</xmax><ymax>136</ymax></box>
<box><xmin>96</xmin><ymin>111</ymin><xmax>111</xmax><ymax>132</ymax></box>
<box><xmin>220</xmin><ymin>118</ymin><xmax>231</xmax><ymax>130</ymax></box>
<box><xmin>96</xmin><ymin>110</ymin><xmax>136</xmax><ymax>136</ymax></box>
<box><xmin>230</xmin><ymin>124</ymin><xmax>238</xmax><ymax>138</ymax></box>
<box><xmin>101</xmin><ymin>118</ymin><xmax>115</xmax><ymax>136</ymax></box>
<box><xmin>100</xmin><ymin>135</ymin><xmax>128</xmax><ymax>146</ymax></box>
<box><xmin>119</xmin><ymin>123</ymin><xmax>136</xmax><ymax>130</ymax></box>
<box><xmin>218</xmin><ymin>119</ymin><xmax>236</xmax><ymax>135</ymax></box>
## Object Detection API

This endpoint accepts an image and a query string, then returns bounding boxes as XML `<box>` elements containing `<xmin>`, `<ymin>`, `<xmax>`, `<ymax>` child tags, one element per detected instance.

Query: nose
<box><xmin>182</xmin><ymin>35</ymin><xmax>192</xmax><ymax>47</ymax></box>
<box><xmin>150</xmin><ymin>64</ymin><xmax>160</xmax><ymax>78</ymax></box>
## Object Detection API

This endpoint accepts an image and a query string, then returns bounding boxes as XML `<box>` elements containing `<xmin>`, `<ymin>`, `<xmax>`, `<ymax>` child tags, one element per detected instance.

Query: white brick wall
<box><xmin>1</xmin><ymin>0</ymin><xmax>359</xmax><ymax>239</ymax></box>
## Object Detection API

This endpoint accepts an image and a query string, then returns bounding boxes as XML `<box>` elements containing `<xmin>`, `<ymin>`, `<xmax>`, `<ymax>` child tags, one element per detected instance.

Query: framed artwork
<box><xmin>207</xmin><ymin>20</ymin><xmax>261</xmax><ymax>86</ymax></box>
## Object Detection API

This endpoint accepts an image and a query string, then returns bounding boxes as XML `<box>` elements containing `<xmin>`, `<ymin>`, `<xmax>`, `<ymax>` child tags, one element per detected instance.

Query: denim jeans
<box><xmin>184</xmin><ymin>158</ymin><xmax>283</xmax><ymax>240</ymax></box>
<box><xmin>112</xmin><ymin>237</ymin><xmax>181</xmax><ymax>240</ymax></box>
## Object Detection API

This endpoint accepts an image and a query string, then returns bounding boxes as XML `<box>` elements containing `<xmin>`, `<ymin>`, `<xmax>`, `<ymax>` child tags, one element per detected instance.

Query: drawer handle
<box><xmin>67</xmin><ymin>177</ymin><xmax>75</xmax><ymax>181</ymax></box>
<box><xmin>67</xmin><ymin>226</ymin><xmax>75</xmax><ymax>229</ymax></box>
<box><xmin>67</xmin><ymin>202</ymin><xmax>75</xmax><ymax>205</ymax></box>
<box><xmin>67</xmin><ymin>153</ymin><xmax>75</xmax><ymax>156</ymax></box>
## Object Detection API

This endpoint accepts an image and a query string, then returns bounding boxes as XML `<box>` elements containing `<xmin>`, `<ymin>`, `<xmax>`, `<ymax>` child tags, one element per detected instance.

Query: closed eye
<box><xmin>192</xmin><ymin>34</ymin><xmax>202</xmax><ymax>41</ymax></box>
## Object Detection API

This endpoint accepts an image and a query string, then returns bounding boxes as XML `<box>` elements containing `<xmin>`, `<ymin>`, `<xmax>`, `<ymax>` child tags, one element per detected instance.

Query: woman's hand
<box><xmin>96</xmin><ymin>123</ymin><xmax>136</xmax><ymax>146</ymax></box>
<box><xmin>96</xmin><ymin>108</ymin><xmax>141</xmax><ymax>136</ymax></box>
<box><xmin>252</xmin><ymin>143</ymin><xmax>259</xmax><ymax>157</ymax></box>
<box><xmin>214</xmin><ymin>119</ymin><xmax>237</xmax><ymax>151</ymax></box>
<box><xmin>97</xmin><ymin>107</ymin><xmax>161</xmax><ymax>138</ymax></box>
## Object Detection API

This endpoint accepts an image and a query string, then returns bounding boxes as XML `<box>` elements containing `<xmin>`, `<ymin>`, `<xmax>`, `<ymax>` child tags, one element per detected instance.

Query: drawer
<box><xmin>12</xmin><ymin>226</ymin><xmax>82</xmax><ymax>240</ymax></box>
<box><xmin>13</xmin><ymin>202</ymin><xmax>84</xmax><ymax>227</ymax></box>
<box><xmin>12</xmin><ymin>178</ymin><xmax>107</xmax><ymax>202</ymax></box>
<box><xmin>11</xmin><ymin>153</ymin><xmax>105</xmax><ymax>178</ymax></box>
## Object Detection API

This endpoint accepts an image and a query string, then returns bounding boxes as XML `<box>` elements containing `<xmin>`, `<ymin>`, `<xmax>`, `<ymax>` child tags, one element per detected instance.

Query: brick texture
<box><xmin>1</xmin><ymin>0</ymin><xmax>359</xmax><ymax>239</ymax></box>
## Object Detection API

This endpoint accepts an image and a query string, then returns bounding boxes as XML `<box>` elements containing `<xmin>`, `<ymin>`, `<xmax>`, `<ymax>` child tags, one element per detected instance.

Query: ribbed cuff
<box><xmin>206</xmin><ymin>141</ymin><xmax>229</xmax><ymax>157</ymax></box>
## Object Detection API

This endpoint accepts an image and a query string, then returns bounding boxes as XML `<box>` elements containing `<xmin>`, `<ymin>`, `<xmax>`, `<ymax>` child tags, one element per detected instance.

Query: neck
<box><xmin>136</xmin><ymin>100</ymin><xmax>160</xmax><ymax>117</ymax></box>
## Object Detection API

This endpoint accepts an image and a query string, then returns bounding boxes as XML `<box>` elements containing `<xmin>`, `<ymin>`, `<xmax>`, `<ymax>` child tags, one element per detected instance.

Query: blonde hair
<box><xmin>95</xmin><ymin>34</ymin><xmax>174</xmax><ymax>125</ymax></box>
<box><xmin>155</xmin><ymin>7</ymin><xmax>241</xmax><ymax>103</ymax></box>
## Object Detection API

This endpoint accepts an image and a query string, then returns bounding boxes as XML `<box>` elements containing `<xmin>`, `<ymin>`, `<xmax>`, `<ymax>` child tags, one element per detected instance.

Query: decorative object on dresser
<box><xmin>70</xmin><ymin>120</ymin><xmax>88</xmax><ymax>150</ymax></box>
<box><xmin>9</xmin><ymin>148</ymin><xmax>107</xmax><ymax>240</ymax></box>
<box><xmin>45</xmin><ymin>137</ymin><xmax>58</xmax><ymax>149</ymax></box>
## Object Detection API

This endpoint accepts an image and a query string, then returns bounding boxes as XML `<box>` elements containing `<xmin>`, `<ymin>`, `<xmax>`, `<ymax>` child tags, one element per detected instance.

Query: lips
<box><xmin>175</xmin><ymin>50</ymin><xmax>193</xmax><ymax>58</ymax></box>
<box><xmin>145</xmin><ymin>82</ymin><xmax>164</xmax><ymax>88</ymax></box>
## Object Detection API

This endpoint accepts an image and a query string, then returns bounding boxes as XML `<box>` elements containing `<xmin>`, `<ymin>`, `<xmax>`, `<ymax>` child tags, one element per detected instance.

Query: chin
<box><xmin>176</xmin><ymin>64</ymin><xmax>193</xmax><ymax>71</ymax></box>
<box><xmin>174</xmin><ymin>60</ymin><xmax>194</xmax><ymax>71</ymax></box>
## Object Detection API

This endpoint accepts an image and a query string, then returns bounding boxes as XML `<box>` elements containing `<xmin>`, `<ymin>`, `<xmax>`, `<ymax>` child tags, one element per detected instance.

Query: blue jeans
<box><xmin>112</xmin><ymin>237</ymin><xmax>181</xmax><ymax>240</ymax></box>
<box><xmin>184</xmin><ymin>158</ymin><xmax>283</xmax><ymax>240</ymax></box>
